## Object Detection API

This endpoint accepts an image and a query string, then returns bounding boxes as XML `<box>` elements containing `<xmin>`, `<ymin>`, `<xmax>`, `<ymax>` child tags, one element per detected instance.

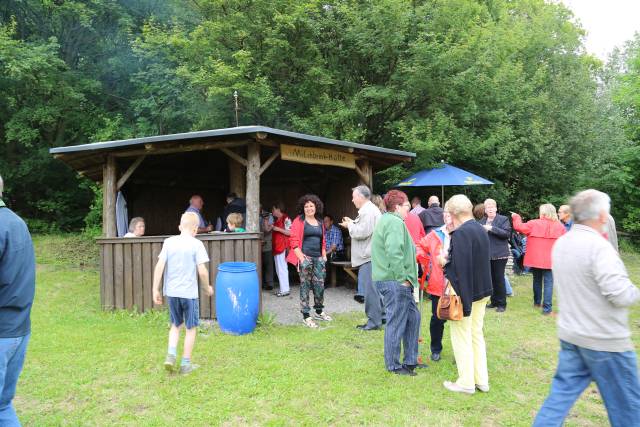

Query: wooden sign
<box><xmin>280</xmin><ymin>144</ymin><xmax>356</xmax><ymax>169</ymax></box>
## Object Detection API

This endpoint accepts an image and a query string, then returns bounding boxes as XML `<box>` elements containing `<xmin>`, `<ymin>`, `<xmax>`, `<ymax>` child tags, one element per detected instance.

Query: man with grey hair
<box><xmin>340</xmin><ymin>185</ymin><xmax>383</xmax><ymax>330</ymax></box>
<box><xmin>0</xmin><ymin>174</ymin><xmax>36</xmax><ymax>425</ymax></box>
<box><xmin>534</xmin><ymin>189</ymin><xmax>640</xmax><ymax>426</ymax></box>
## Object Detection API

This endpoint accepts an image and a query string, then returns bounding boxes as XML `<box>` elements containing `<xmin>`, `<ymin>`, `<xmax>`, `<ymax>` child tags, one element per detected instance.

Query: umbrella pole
<box><xmin>441</xmin><ymin>186</ymin><xmax>444</xmax><ymax>203</ymax></box>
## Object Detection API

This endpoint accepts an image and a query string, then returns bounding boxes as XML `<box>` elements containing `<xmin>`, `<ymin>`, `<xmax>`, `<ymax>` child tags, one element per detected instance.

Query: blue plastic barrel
<box><xmin>215</xmin><ymin>262</ymin><xmax>259</xmax><ymax>335</ymax></box>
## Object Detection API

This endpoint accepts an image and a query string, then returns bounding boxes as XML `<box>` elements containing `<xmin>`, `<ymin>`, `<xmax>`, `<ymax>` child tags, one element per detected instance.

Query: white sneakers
<box><xmin>312</xmin><ymin>311</ymin><xmax>333</xmax><ymax>321</ymax></box>
<box><xmin>443</xmin><ymin>381</ymin><xmax>476</xmax><ymax>394</ymax></box>
<box><xmin>442</xmin><ymin>381</ymin><xmax>490</xmax><ymax>394</ymax></box>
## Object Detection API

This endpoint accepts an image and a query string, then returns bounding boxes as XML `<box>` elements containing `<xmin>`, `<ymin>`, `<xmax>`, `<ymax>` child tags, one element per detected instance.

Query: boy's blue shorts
<box><xmin>167</xmin><ymin>297</ymin><xmax>199</xmax><ymax>329</ymax></box>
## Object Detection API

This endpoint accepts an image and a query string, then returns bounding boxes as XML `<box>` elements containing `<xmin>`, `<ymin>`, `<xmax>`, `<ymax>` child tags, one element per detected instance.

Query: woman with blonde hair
<box><xmin>511</xmin><ymin>204</ymin><xmax>565</xmax><ymax>315</ymax></box>
<box><xmin>442</xmin><ymin>195</ymin><xmax>493</xmax><ymax>393</ymax></box>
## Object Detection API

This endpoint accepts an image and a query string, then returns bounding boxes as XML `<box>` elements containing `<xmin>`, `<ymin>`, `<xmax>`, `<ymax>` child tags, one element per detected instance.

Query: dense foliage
<box><xmin>0</xmin><ymin>0</ymin><xmax>638</xmax><ymax>231</ymax></box>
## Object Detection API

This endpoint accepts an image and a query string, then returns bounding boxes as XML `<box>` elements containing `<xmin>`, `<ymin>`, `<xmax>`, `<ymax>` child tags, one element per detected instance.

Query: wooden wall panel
<box><xmin>102</xmin><ymin>244</ymin><xmax>114</xmax><ymax>310</ymax></box>
<box><xmin>132</xmin><ymin>243</ymin><xmax>143</xmax><ymax>311</ymax></box>
<box><xmin>98</xmin><ymin>234</ymin><xmax>262</xmax><ymax>318</ymax></box>
<box><xmin>123</xmin><ymin>244</ymin><xmax>133</xmax><ymax>309</ymax></box>
<box><xmin>142</xmin><ymin>243</ymin><xmax>152</xmax><ymax>312</ymax></box>
<box><xmin>151</xmin><ymin>243</ymin><xmax>162</xmax><ymax>307</ymax></box>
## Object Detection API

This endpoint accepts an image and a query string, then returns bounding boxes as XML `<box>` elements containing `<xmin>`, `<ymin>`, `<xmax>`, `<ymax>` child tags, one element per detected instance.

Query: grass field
<box><xmin>14</xmin><ymin>234</ymin><xmax>640</xmax><ymax>426</ymax></box>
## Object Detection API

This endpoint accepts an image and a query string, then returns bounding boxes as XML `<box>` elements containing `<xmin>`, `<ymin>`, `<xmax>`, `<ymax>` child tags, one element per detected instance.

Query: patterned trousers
<box><xmin>298</xmin><ymin>257</ymin><xmax>326</xmax><ymax>315</ymax></box>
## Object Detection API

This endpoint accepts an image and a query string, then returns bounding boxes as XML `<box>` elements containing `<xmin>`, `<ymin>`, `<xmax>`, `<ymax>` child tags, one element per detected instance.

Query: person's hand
<box><xmin>322</xmin><ymin>256</ymin><xmax>327</xmax><ymax>262</ymax></box>
<box><xmin>207</xmin><ymin>286</ymin><xmax>214</xmax><ymax>296</ymax></box>
<box><xmin>153</xmin><ymin>290</ymin><xmax>163</xmax><ymax>305</ymax></box>
<box><xmin>339</xmin><ymin>217</ymin><xmax>352</xmax><ymax>228</ymax></box>
<box><xmin>437</xmin><ymin>254</ymin><xmax>447</xmax><ymax>267</ymax></box>
<box><xmin>206</xmin><ymin>224</ymin><xmax>213</xmax><ymax>232</ymax></box>
<box><xmin>510</xmin><ymin>211</ymin><xmax>517</xmax><ymax>218</ymax></box>
<box><xmin>483</xmin><ymin>224</ymin><xmax>492</xmax><ymax>231</ymax></box>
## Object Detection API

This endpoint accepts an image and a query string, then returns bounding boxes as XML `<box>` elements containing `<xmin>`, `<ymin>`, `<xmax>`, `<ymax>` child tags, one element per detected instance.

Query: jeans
<box><xmin>0</xmin><ymin>333</ymin><xmax>31</xmax><ymax>427</ymax></box>
<box><xmin>504</xmin><ymin>275</ymin><xmax>513</xmax><ymax>296</ymax></box>
<box><xmin>531</xmin><ymin>268</ymin><xmax>553</xmax><ymax>313</ymax></box>
<box><xmin>429</xmin><ymin>295</ymin><xmax>446</xmax><ymax>354</ymax></box>
<box><xmin>361</xmin><ymin>262</ymin><xmax>384</xmax><ymax>328</ymax></box>
<box><xmin>489</xmin><ymin>259</ymin><xmax>508</xmax><ymax>308</ymax></box>
<box><xmin>533</xmin><ymin>340</ymin><xmax>640</xmax><ymax>427</ymax></box>
<box><xmin>375</xmin><ymin>280</ymin><xmax>420</xmax><ymax>371</ymax></box>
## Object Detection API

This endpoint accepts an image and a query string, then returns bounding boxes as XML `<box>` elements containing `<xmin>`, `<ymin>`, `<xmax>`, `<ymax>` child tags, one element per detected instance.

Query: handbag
<box><xmin>437</xmin><ymin>281</ymin><xmax>463</xmax><ymax>321</ymax></box>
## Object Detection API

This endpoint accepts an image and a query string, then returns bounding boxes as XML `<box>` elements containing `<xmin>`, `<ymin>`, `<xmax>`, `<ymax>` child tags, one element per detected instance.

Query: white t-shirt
<box><xmin>158</xmin><ymin>234</ymin><xmax>209</xmax><ymax>299</ymax></box>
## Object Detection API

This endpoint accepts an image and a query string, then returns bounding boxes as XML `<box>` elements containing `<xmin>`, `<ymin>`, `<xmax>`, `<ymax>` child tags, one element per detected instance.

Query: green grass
<box><xmin>16</xmin><ymin>235</ymin><xmax>640</xmax><ymax>426</ymax></box>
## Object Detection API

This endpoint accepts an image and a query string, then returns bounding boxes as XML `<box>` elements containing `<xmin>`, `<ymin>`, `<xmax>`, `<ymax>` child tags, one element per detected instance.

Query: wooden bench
<box><xmin>327</xmin><ymin>260</ymin><xmax>359</xmax><ymax>287</ymax></box>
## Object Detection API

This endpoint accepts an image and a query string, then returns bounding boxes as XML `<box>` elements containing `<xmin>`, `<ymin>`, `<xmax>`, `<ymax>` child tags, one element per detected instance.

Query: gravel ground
<box><xmin>262</xmin><ymin>285</ymin><xmax>364</xmax><ymax>325</ymax></box>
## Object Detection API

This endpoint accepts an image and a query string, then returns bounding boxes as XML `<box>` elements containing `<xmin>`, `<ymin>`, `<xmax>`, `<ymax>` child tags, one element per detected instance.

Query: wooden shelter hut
<box><xmin>50</xmin><ymin>126</ymin><xmax>415</xmax><ymax>318</ymax></box>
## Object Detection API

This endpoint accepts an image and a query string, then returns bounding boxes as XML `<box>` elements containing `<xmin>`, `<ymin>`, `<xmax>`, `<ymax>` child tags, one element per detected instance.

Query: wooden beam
<box><xmin>112</xmin><ymin>140</ymin><xmax>249</xmax><ymax>158</ymax></box>
<box><xmin>228</xmin><ymin>148</ymin><xmax>246</xmax><ymax>197</ymax></box>
<box><xmin>102</xmin><ymin>155</ymin><xmax>117</xmax><ymax>238</ymax></box>
<box><xmin>255</xmin><ymin>132</ymin><xmax>268</xmax><ymax>141</ymax></box>
<box><xmin>245</xmin><ymin>143</ymin><xmax>261</xmax><ymax>233</ymax></box>
<box><xmin>220</xmin><ymin>148</ymin><xmax>248</xmax><ymax>167</ymax></box>
<box><xmin>354</xmin><ymin>164</ymin><xmax>369</xmax><ymax>186</ymax></box>
<box><xmin>117</xmin><ymin>155</ymin><xmax>146</xmax><ymax>191</ymax></box>
<box><xmin>356</xmin><ymin>159</ymin><xmax>373</xmax><ymax>190</ymax></box>
<box><xmin>259</xmin><ymin>150</ymin><xmax>280</xmax><ymax>175</ymax></box>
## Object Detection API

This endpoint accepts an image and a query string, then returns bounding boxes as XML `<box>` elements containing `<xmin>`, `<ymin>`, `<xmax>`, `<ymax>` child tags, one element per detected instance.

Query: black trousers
<box><xmin>429</xmin><ymin>295</ymin><xmax>446</xmax><ymax>353</ymax></box>
<box><xmin>490</xmin><ymin>258</ymin><xmax>508</xmax><ymax>308</ymax></box>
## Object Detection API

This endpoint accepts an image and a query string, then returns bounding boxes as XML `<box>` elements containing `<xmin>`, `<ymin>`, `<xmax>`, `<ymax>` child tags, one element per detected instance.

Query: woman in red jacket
<box><xmin>512</xmin><ymin>204</ymin><xmax>565</xmax><ymax>315</ymax></box>
<box><xmin>416</xmin><ymin>211</ymin><xmax>454</xmax><ymax>362</ymax></box>
<box><xmin>286</xmin><ymin>194</ymin><xmax>331</xmax><ymax>328</ymax></box>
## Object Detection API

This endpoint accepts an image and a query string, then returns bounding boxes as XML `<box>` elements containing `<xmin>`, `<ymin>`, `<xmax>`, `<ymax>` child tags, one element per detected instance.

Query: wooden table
<box><xmin>327</xmin><ymin>261</ymin><xmax>359</xmax><ymax>287</ymax></box>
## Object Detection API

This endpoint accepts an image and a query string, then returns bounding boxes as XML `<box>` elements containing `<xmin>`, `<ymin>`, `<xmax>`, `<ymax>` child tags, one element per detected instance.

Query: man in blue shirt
<box><xmin>323</xmin><ymin>215</ymin><xmax>345</xmax><ymax>261</ymax></box>
<box><xmin>559</xmin><ymin>205</ymin><xmax>573</xmax><ymax>232</ymax></box>
<box><xmin>185</xmin><ymin>195</ymin><xmax>212</xmax><ymax>234</ymax></box>
<box><xmin>0</xmin><ymin>175</ymin><xmax>36</xmax><ymax>426</ymax></box>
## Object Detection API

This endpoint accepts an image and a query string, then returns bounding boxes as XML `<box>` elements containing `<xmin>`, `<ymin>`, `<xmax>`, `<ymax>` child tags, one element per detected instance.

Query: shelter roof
<box><xmin>50</xmin><ymin>126</ymin><xmax>415</xmax><ymax>181</ymax></box>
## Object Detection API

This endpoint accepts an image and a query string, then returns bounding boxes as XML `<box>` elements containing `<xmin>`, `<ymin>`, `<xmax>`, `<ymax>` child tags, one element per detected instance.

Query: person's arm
<box><xmin>197</xmin><ymin>263</ymin><xmax>213</xmax><ymax>296</ymax></box>
<box><xmin>152</xmin><ymin>258</ymin><xmax>166</xmax><ymax>305</ymax></box>
<box><xmin>348</xmin><ymin>210</ymin><xmax>377</xmax><ymax>240</ymax></box>
<box><xmin>383</xmin><ymin>221</ymin><xmax>412</xmax><ymax>284</ymax></box>
<box><xmin>487</xmin><ymin>216</ymin><xmax>511</xmax><ymax>239</ymax></box>
<box><xmin>594</xmin><ymin>244</ymin><xmax>640</xmax><ymax>307</ymax></box>
<box><xmin>511</xmin><ymin>213</ymin><xmax>533</xmax><ymax>235</ymax></box>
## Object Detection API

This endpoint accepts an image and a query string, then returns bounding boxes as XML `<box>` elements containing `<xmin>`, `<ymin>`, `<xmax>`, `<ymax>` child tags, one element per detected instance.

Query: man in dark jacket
<box><xmin>419</xmin><ymin>195</ymin><xmax>444</xmax><ymax>234</ymax></box>
<box><xmin>222</xmin><ymin>192</ymin><xmax>247</xmax><ymax>229</ymax></box>
<box><xmin>442</xmin><ymin>194</ymin><xmax>492</xmax><ymax>394</ymax></box>
<box><xmin>0</xmin><ymin>175</ymin><xmax>36</xmax><ymax>425</ymax></box>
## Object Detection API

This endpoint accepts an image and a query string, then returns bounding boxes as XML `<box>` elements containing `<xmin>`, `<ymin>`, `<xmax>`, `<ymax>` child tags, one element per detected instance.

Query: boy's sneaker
<box><xmin>312</xmin><ymin>311</ymin><xmax>332</xmax><ymax>321</ymax></box>
<box><xmin>275</xmin><ymin>291</ymin><xmax>290</xmax><ymax>297</ymax></box>
<box><xmin>164</xmin><ymin>354</ymin><xmax>176</xmax><ymax>373</ymax></box>
<box><xmin>179</xmin><ymin>363</ymin><xmax>199</xmax><ymax>375</ymax></box>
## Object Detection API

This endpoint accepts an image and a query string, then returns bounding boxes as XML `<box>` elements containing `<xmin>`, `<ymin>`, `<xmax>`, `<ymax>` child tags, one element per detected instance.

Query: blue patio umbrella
<box><xmin>395</xmin><ymin>163</ymin><xmax>492</xmax><ymax>201</ymax></box>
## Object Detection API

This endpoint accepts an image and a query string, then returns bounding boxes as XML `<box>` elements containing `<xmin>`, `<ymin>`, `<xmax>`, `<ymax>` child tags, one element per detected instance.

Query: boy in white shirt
<box><xmin>153</xmin><ymin>212</ymin><xmax>213</xmax><ymax>374</ymax></box>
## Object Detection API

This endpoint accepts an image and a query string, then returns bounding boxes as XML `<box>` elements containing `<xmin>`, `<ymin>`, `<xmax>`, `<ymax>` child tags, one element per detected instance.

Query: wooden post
<box><xmin>229</xmin><ymin>152</ymin><xmax>246</xmax><ymax>197</ymax></box>
<box><xmin>245</xmin><ymin>143</ymin><xmax>261</xmax><ymax>232</ymax></box>
<box><xmin>356</xmin><ymin>159</ymin><xmax>374</xmax><ymax>192</ymax></box>
<box><xmin>102</xmin><ymin>155</ymin><xmax>117</xmax><ymax>237</ymax></box>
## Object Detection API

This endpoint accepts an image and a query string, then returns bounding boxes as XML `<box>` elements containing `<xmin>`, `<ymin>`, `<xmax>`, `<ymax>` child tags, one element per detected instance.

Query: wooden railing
<box><xmin>97</xmin><ymin>233</ymin><xmax>262</xmax><ymax>318</ymax></box>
